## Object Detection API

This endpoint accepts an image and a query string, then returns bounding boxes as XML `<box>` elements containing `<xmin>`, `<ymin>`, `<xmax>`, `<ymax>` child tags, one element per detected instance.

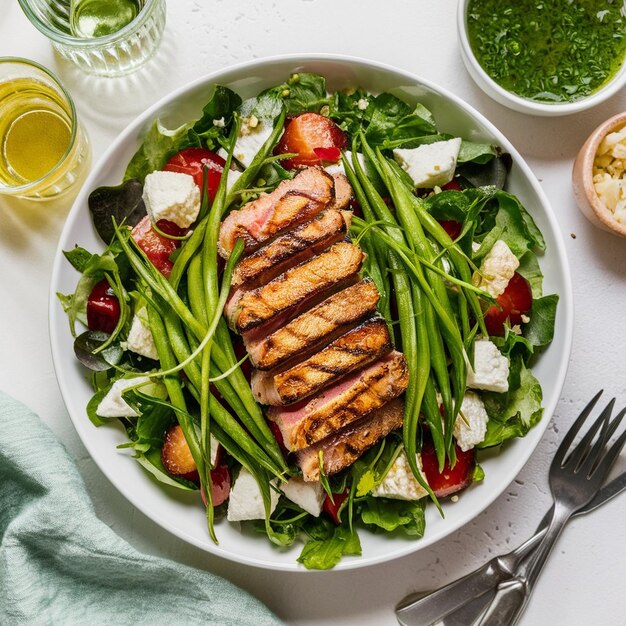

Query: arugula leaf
<box><xmin>457</xmin><ymin>153</ymin><xmax>512</xmax><ymax>189</ymax></box>
<box><xmin>63</xmin><ymin>246</ymin><xmax>95</xmax><ymax>272</ymax></box>
<box><xmin>258</xmin><ymin>73</ymin><xmax>330</xmax><ymax>115</ymax></box>
<box><xmin>524</xmin><ymin>295</ymin><xmax>558</xmax><ymax>350</ymax></box>
<box><xmin>359</xmin><ymin>497</ymin><xmax>426</xmax><ymax>537</ymax></box>
<box><xmin>457</xmin><ymin>141</ymin><xmax>497</xmax><ymax>164</ymax></box>
<box><xmin>479</xmin><ymin>361</ymin><xmax>544</xmax><ymax>448</ymax></box>
<box><xmin>297</xmin><ymin>525</ymin><xmax>361</xmax><ymax>570</ymax></box>
<box><xmin>365</xmin><ymin>92</ymin><xmax>436</xmax><ymax>147</ymax></box>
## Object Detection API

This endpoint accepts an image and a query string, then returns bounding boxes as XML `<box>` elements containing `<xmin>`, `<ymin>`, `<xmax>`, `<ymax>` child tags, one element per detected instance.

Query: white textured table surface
<box><xmin>1</xmin><ymin>1</ymin><xmax>626</xmax><ymax>624</ymax></box>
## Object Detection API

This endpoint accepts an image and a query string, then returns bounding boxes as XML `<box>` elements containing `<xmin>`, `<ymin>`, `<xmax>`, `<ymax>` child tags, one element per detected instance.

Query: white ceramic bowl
<box><xmin>49</xmin><ymin>54</ymin><xmax>573</xmax><ymax>571</ymax></box>
<box><xmin>457</xmin><ymin>0</ymin><xmax>626</xmax><ymax>116</ymax></box>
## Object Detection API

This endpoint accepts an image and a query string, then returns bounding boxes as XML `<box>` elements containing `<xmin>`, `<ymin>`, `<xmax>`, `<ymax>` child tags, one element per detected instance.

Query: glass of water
<box><xmin>17</xmin><ymin>0</ymin><xmax>166</xmax><ymax>77</ymax></box>
<box><xmin>0</xmin><ymin>58</ymin><xmax>90</xmax><ymax>199</ymax></box>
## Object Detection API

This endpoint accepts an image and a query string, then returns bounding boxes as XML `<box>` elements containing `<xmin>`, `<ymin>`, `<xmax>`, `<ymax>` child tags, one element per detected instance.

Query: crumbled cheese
<box><xmin>126</xmin><ymin>308</ymin><xmax>159</xmax><ymax>360</ymax></box>
<box><xmin>467</xmin><ymin>338</ymin><xmax>510</xmax><ymax>393</ymax></box>
<box><xmin>393</xmin><ymin>138</ymin><xmax>461</xmax><ymax>188</ymax></box>
<box><xmin>325</xmin><ymin>150</ymin><xmax>366</xmax><ymax>177</ymax></box>
<box><xmin>521</xmin><ymin>314</ymin><xmax>530</xmax><ymax>324</ymax></box>
<box><xmin>450</xmin><ymin>495</ymin><xmax>459</xmax><ymax>503</ymax></box>
<box><xmin>372</xmin><ymin>452</ymin><xmax>429</xmax><ymax>501</ymax></box>
<box><xmin>280</xmin><ymin>478</ymin><xmax>325</xmax><ymax>516</ymax></box>
<box><xmin>96</xmin><ymin>376</ymin><xmax>150</xmax><ymax>418</ymax></box>
<box><xmin>142</xmin><ymin>171</ymin><xmax>201</xmax><ymax>229</ymax></box>
<box><xmin>454</xmin><ymin>392</ymin><xmax>489</xmax><ymax>452</ymax></box>
<box><xmin>356</xmin><ymin>98</ymin><xmax>369</xmax><ymax>110</ymax></box>
<box><xmin>213</xmin><ymin>117</ymin><xmax>225</xmax><ymax>128</ymax></box>
<box><xmin>593</xmin><ymin>123</ymin><xmax>626</xmax><ymax>225</ymax></box>
<box><xmin>227</xmin><ymin>467</ymin><xmax>279</xmax><ymax>522</ymax></box>
<box><xmin>473</xmin><ymin>240</ymin><xmax>519</xmax><ymax>298</ymax></box>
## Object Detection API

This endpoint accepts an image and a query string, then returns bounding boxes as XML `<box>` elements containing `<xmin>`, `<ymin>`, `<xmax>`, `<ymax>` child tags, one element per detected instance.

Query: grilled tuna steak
<box><xmin>227</xmin><ymin>241</ymin><xmax>364</xmax><ymax>334</ymax></box>
<box><xmin>328</xmin><ymin>173</ymin><xmax>353</xmax><ymax>210</ymax></box>
<box><xmin>244</xmin><ymin>279</ymin><xmax>381</xmax><ymax>371</ymax></box>
<box><xmin>267</xmin><ymin>351</ymin><xmax>408</xmax><ymax>451</ymax></box>
<box><xmin>296</xmin><ymin>398</ymin><xmax>404</xmax><ymax>481</ymax></box>
<box><xmin>218</xmin><ymin>167</ymin><xmax>334</xmax><ymax>258</ymax></box>
<box><xmin>251</xmin><ymin>316</ymin><xmax>392</xmax><ymax>406</ymax></box>
<box><xmin>230</xmin><ymin>209</ymin><xmax>351</xmax><ymax>291</ymax></box>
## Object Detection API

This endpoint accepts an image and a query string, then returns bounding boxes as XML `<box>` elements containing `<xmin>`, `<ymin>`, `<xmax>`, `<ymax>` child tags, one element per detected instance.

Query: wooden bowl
<box><xmin>572</xmin><ymin>112</ymin><xmax>626</xmax><ymax>238</ymax></box>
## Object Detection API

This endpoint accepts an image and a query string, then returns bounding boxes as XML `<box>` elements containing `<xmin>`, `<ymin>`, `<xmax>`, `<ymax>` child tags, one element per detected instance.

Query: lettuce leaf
<box><xmin>479</xmin><ymin>362</ymin><xmax>544</xmax><ymax>448</ymax></box>
<box><xmin>297</xmin><ymin>525</ymin><xmax>361</xmax><ymax>570</ymax></box>
<box><xmin>524</xmin><ymin>295</ymin><xmax>558</xmax><ymax>350</ymax></box>
<box><xmin>359</xmin><ymin>497</ymin><xmax>426</xmax><ymax>536</ymax></box>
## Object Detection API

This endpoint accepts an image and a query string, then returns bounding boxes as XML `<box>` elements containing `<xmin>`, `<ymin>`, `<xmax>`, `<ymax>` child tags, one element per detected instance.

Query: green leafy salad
<box><xmin>58</xmin><ymin>73</ymin><xmax>558</xmax><ymax>569</ymax></box>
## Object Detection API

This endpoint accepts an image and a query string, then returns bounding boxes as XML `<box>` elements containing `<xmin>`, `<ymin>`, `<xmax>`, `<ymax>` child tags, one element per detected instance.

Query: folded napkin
<box><xmin>0</xmin><ymin>391</ymin><xmax>284</xmax><ymax>626</ymax></box>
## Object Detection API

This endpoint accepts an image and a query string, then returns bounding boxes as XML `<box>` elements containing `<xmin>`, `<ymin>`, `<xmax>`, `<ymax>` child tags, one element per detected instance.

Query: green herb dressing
<box><xmin>467</xmin><ymin>0</ymin><xmax>626</xmax><ymax>103</ymax></box>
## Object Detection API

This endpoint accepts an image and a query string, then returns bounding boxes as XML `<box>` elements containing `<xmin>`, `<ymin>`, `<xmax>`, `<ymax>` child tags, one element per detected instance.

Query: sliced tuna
<box><xmin>227</xmin><ymin>241</ymin><xmax>364</xmax><ymax>334</ymax></box>
<box><xmin>230</xmin><ymin>209</ymin><xmax>350</xmax><ymax>291</ymax></box>
<box><xmin>244</xmin><ymin>279</ymin><xmax>381</xmax><ymax>371</ymax></box>
<box><xmin>251</xmin><ymin>316</ymin><xmax>392</xmax><ymax>406</ymax></box>
<box><xmin>218</xmin><ymin>167</ymin><xmax>334</xmax><ymax>258</ymax></box>
<box><xmin>296</xmin><ymin>398</ymin><xmax>404</xmax><ymax>481</ymax></box>
<box><xmin>328</xmin><ymin>173</ymin><xmax>353</xmax><ymax>210</ymax></box>
<box><xmin>267</xmin><ymin>351</ymin><xmax>408</xmax><ymax>452</ymax></box>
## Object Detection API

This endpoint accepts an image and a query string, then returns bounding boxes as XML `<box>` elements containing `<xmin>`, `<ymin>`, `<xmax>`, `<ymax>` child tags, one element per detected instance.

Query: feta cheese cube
<box><xmin>233</xmin><ymin>120</ymin><xmax>273</xmax><ymax>168</ymax></box>
<box><xmin>454</xmin><ymin>392</ymin><xmax>489</xmax><ymax>451</ymax></box>
<box><xmin>126</xmin><ymin>308</ymin><xmax>159</xmax><ymax>360</ymax></box>
<box><xmin>280</xmin><ymin>477</ymin><xmax>325</xmax><ymax>517</ymax></box>
<box><xmin>474</xmin><ymin>240</ymin><xmax>519</xmax><ymax>298</ymax></box>
<box><xmin>142</xmin><ymin>171</ymin><xmax>201</xmax><ymax>229</ymax></box>
<box><xmin>96</xmin><ymin>376</ymin><xmax>150</xmax><ymax>418</ymax></box>
<box><xmin>372</xmin><ymin>451</ymin><xmax>429</xmax><ymax>501</ymax></box>
<box><xmin>227</xmin><ymin>467</ymin><xmax>279</xmax><ymax>522</ymax></box>
<box><xmin>393</xmin><ymin>138</ymin><xmax>461</xmax><ymax>189</ymax></box>
<box><xmin>467</xmin><ymin>338</ymin><xmax>510</xmax><ymax>393</ymax></box>
<box><xmin>324</xmin><ymin>150</ymin><xmax>366</xmax><ymax>177</ymax></box>
<box><xmin>357</xmin><ymin>98</ymin><xmax>369</xmax><ymax>110</ymax></box>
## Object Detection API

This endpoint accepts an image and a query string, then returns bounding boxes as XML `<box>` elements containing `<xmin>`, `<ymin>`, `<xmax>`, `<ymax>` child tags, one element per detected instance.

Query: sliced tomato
<box><xmin>131</xmin><ymin>215</ymin><xmax>184</xmax><ymax>277</ymax></box>
<box><xmin>163</xmin><ymin>148</ymin><xmax>225</xmax><ymax>200</ymax></box>
<box><xmin>484</xmin><ymin>272</ymin><xmax>533</xmax><ymax>336</ymax></box>
<box><xmin>274</xmin><ymin>113</ymin><xmax>348</xmax><ymax>169</ymax></box>
<box><xmin>421</xmin><ymin>436</ymin><xmax>475</xmax><ymax>498</ymax></box>
<box><xmin>86</xmin><ymin>279</ymin><xmax>120</xmax><ymax>334</ymax></box>
<box><xmin>322</xmin><ymin>488</ymin><xmax>349</xmax><ymax>525</ymax></box>
<box><xmin>438</xmin><ymin>219</ymin><xmax>463</xmax><ymax>240</ymax></box>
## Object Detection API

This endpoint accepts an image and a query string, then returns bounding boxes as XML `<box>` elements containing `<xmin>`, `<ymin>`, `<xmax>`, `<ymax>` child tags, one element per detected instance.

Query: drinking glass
<box><xmin>17</xmin><ymin>0</ymin><xmax>166</xmax><ymax>77</ymax></box>
<box><xmin>0</xmin><ymin>58</ymin><xmax>90</xmax><ymax>200</ymax></box>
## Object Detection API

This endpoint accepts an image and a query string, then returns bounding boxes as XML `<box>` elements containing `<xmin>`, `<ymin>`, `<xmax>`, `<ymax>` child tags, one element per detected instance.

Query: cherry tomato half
<box><xmin>87</xmin><ymin>279</ymin><xmax>120</xmax><ymax>334</ymax></box>
<box><xmin>420</xmin><ymin>436</ymin><xmax>475</xmax><ymax>498</ymax></box>
<box><xmin>484</xmin><ymin>272</ymin><xmax>532</xmax><ymax>336</ymax></box>
<box><xmin>163</xmin><ymin>148</ymin><xmax>225</xmax><ymax>200</ymax></box>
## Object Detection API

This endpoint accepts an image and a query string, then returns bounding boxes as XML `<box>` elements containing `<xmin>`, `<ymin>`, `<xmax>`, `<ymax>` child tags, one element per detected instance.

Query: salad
<box><xmin>58</xmin><ymin>73</ymin><xmax>558</xmax><ymax>569</ymax></box>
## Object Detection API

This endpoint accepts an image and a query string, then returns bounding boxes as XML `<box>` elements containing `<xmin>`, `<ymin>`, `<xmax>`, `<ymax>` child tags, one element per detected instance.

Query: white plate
<box><xmin>49</xmin><ymin>54</ymin><xmax>573</xmax><ymax>571</ymax></box>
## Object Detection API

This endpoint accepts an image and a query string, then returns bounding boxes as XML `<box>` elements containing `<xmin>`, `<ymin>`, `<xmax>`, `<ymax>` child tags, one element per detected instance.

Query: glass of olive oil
<box><xmin>0</xmin><ymin>58</ymin><xmax>90</xmax><ymax>199</ymax></box>
<box><xmin>17</xmin><ymin>0</ymin><xmax>166</xmax><ymax>77</ymax></box>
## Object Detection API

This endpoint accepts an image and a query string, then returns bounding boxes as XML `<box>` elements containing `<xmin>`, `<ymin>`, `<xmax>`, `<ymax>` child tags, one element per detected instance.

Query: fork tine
<box><xmin>553</xmin><ymin>390</ymin><xmax>604</xmax><ymax>467</ymax></box>
<box><xmin>574</xmin><ymin>401</ymin><xmax>617</xmax><ymax>474</ymax></box>
<box><xmin>588</xmin><ymin>421</ymin><xmax>626</xmax><ymax>480</ymax></box>
<box><xmin>563</xmin><ymin>398</ymin><xmax>615</xmax><ymax>470</ymax></box>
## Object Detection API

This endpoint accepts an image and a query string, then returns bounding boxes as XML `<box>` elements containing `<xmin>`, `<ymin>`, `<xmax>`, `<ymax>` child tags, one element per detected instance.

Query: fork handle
<box><xmin>477</xmin><ymin>503</ymin><xmax>571</xmax><ymax>626</ymax></box>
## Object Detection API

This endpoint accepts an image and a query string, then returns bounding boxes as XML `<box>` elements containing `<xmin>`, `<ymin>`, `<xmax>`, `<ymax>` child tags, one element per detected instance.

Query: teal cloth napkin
<box><xmin>0</xmin><ymin>391</ymin><xmax>284</xmax><ymax>626</ymax></box>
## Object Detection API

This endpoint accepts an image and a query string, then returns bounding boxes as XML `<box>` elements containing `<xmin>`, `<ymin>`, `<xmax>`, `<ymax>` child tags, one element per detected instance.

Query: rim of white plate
<box><xmin>49</xmin><ymin>53</ymin><xmax>574</xmax><ymax>572</ymax></box>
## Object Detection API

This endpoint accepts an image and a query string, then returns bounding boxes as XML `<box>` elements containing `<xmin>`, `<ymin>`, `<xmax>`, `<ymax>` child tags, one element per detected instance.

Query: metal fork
<box><xmin>395</xmin><ymin>391</ymin><xmax>626</xmax><ymax>626</ymax></box>
<box><xmin>475</xmin><ymin>392</ymin><xmax>626</xmax><ymax>626</ymax></box>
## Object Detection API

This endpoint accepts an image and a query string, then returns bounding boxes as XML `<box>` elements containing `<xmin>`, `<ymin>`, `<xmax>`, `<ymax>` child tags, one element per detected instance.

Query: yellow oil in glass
<box><xmin>0</xmin><ymin>78</ymin><xmax>73</xmax><ymax>187</ymax></box>
<box><xmin>70</xmin><ymin>0</ymin><xmax>143</xmax><ymax>38</ymax></box>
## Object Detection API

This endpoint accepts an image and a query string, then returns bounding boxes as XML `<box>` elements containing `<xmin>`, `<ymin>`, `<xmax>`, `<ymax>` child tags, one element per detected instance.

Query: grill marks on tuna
<box><xmin>296</xmin><ymin>398</ymin><xmax>405</xmax><ymax>482</ymax></box>
<box><xmin>218</xmin><ymin>167</ymin><xmax>335</xmax><ymax>258</ymax></box>
<box><xmin>245</xmin><ymin>279</ymin><xmax>381</xmax><ymax>371</ymax></box>
<box><xmin>230</xmin><ymin>241</ymin><xmax>364</xmax><ymax>334</ymax></box>
<box><xmin>250</xmin><ymin>316</ymin><xmax>392</xmax><ymax>406</ymax></box>
<box><xmin>267</xmin><ymin>351</ymin><xmax>409</xmax><ymax>452</ymax></box>
<box><xmin>231</xmin><ymin>209</ymin><xmax>351</xmax><ymax>291</ymax></box>
<box><xmin>218</xmin><ymin>166</ymin><xmax>410</xmax><ymax>481</ymax></box>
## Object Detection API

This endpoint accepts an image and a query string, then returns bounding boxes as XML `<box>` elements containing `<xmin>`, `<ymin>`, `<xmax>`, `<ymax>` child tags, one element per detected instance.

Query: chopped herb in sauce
<box><xmin>467</xmin><ymin>0</ymin><xmax>626</xmax><ymax>103</ymax></box>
